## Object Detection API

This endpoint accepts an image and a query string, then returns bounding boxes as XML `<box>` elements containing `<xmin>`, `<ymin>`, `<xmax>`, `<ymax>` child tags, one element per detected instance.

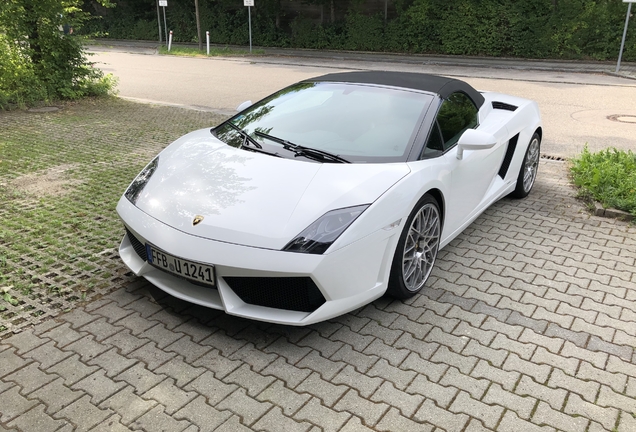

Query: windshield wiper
<box><xmin>219</xmin><ymin>123</ymin><xmax>283</xmax><ymax>158</ymax></box>
<box><xmin>254</xmin><ymin>131</ymin><xmax>350</xmax><ymax>164</ymax></box>
<box><xmin>226</xmin><ymin>122</ymin><xmax>262</xmax><ymax>149</ymax></box>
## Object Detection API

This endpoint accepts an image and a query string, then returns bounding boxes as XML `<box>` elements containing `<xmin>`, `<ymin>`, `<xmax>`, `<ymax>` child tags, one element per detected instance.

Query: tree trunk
<box><xmin>24</xmin><ymin>3</ymin><xmax>42</xmax><ymax>66</ymax></box>
<box><xmin>194</xmin><ymin>0</ymin><xmax>202</xmax><ymax>51</ymax></box>
<box><xmin>385</xmin><ymin>0</ymin><xmax>388</xmax><ymax>22</ymax></box>
<box><xmin>330</xmin><ymin>0</ymin><xmax>335</xmax><ymax>23</ymax></box>
<box><xmin>276</xmin><ymin>0</ymin><xmax>280</xmax><ymax>28</ymax></box>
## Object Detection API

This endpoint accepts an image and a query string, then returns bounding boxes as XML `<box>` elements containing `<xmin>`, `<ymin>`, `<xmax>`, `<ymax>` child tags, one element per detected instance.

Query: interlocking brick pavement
<box><xmin>1</xmin><ymin>159</ymin><xmax>636</xmax><ymax>431</ymax></box>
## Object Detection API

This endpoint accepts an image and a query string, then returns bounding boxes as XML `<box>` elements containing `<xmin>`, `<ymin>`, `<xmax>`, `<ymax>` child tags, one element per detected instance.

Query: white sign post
<box><xmin>244</xmin><ymin>0</ymin><xmax>254</xmax><ymax>53</ymax></box>
<box><xmin>617</xmin><ymin>0</ymin><xmax>635</xmax><ymax>72</ymax></box>
<box><xmin>159</xmin><ymin>0</ymin><xmax>168</xmax><ymax>46</ymax></box>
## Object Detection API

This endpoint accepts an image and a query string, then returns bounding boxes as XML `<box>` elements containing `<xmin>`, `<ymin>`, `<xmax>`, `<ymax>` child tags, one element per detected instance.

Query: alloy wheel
<box><xmin>402</xmin><ymin>203</ymin><xmax>441</xmax><ymax>292</ymax></box>
<box><xmin>523</xmin><ymin>137</ymin><xmax>540</xmax><ymax>193</ymax></box>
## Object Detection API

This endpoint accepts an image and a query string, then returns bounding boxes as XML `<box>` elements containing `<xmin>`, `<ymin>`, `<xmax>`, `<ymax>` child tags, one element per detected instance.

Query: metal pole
<box><xmin>163</xmin><ymin>6</ymin><xmax>168</xmax><ymax>47</ymax></box>
<box><xmin>206</xmin><ymin>31</ymin><xmax>210</xmax><ymax>56</ymax></box>
<box><xmin>168</xmin><ymin>30</ymin><xmax>173</xmax><ymax>51</ymax></box>
<box><xmin>248</xmin><ymin>6</ymin><xmax>252</xmax><ymax>53</ymax></box>
<box><xmin>617</xmin><ymin>2</ymin><xmax>632</xmax><ymax>73</ymax></box>
<box><xmin>156</xmin><ymin>0</ymin><xmax>162</xmax><ymax>43</ymax></box>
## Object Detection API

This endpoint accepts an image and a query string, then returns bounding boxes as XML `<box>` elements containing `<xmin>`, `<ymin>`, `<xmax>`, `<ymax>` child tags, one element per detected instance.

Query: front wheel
<box><xmin>387</xmin><ymin>194</ymin><xmax>441</xmax><ymax>299</ymax></box>
<box><xmin>511</xmin><ymin>133</ymin><xmax>541</xmax><ymax>199</ymax></box>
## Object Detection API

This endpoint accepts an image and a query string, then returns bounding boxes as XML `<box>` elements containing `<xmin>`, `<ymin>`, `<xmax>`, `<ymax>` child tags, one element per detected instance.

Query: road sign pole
<box><xmin>159</xmin><ymin>0</ymin><xmax>168</xmax><ymax>46</ymax></box>
<box><xmin>248</xmin><ymin>6</ymin><xmax>252</xmax><ymax>53</ymax></box>
<box><xmin>617</xmin><ymin>2</ymin><xmax>633</xmax><ymax>73</ymax></box>
<box><xmin>244</xmin><ymin>0</ymin><xmax>254</xmax><ymax>53</ymax></box>
<box><xmin>163</xmin><ymin>6</ymin><xmax>168</xmax><ymax>46</ymax></box>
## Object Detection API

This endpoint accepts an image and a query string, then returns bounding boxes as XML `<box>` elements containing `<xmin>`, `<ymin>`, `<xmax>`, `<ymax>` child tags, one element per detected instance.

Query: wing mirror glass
<box><xmin>236</xmin><ymin>100</ymin><xmax>253</xmax><ymax>112</ymax></box>
<box><xmin>456</xmin><ymin>129</ymin><xmax>497</xmax><ymax>160</ymax></box>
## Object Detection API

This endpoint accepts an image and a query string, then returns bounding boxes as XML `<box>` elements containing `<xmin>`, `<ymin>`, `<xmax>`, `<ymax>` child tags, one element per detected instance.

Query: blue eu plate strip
<box><xmin>146</xmin><ymin>244</ymin><xmax>153</xmax><ymax>263</ymax></box>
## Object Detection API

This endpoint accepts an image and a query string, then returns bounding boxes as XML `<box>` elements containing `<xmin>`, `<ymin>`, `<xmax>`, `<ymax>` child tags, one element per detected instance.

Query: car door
<box><xmin>433</xmin><ymin>92</ymin><xmax>504</xmax><ymax>238</ymax></box>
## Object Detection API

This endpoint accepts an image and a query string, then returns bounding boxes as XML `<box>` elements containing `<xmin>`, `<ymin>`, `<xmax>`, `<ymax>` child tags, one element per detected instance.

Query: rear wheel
<box><xmin>387</xmin><ymin>194</ymin><xmax>441</xmax><ymax>299</ymax></box>
<box><xmin>511</xmin><ymin>133</ymin><xmax>541</xmax><ymax>199</ymax></box>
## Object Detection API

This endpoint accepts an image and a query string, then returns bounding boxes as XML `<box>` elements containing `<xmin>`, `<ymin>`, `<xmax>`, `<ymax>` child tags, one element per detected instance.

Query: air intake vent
<box><xmin>492</xmin><ymin>101</ymin><xmax>518</xmax><ymax>111</ymax></box>
<box><xmin>224</xmin><ymin>277</ymin><xmax>326</xmax><ymax>313</ymax></box>
<box><xmin>126</xmin><ymin>227</ymin><xmax>148</xmax><ymax>261</ymax></box>
<box><xmin>498</xmin><ymin>134</ymin><xmax>519</xmax><ymax>179</ymax></box>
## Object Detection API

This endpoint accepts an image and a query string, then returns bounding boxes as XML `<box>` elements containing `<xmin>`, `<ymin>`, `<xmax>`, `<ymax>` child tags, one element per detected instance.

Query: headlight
<box><xmin>125</xmin><ymin>156</ymin><xmax>159</xmax><ymax>204</ymax></box>
<box><xmin>283</xmin><ymin>205</ymin><xmax>369</xmax><ymax>254</ymax></box>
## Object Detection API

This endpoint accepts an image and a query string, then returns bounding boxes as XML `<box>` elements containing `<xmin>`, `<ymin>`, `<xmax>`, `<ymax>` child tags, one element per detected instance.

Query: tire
<box><xmin>387</xmin><ymin>194</ymin><xmax>442</xmax><ymax>299</ymax></box>
<box><xmin>511</xmin><ymin>132</ymin><xmax>541</xmax><ymax>199</ymax></box>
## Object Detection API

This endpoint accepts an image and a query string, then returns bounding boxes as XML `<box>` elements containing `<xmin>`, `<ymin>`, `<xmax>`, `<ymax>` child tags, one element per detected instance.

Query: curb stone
<box><xmin>593</xmin><ymin>202</ymin><xmax>634</xmax><ymax>222</ymax></box>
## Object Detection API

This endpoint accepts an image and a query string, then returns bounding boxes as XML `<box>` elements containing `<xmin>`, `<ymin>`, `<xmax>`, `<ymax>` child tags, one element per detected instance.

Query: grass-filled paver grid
<box><xmin>0</xmin><ymin>98</ymin><xmax>228</xmax><ymax>334</ymax></box>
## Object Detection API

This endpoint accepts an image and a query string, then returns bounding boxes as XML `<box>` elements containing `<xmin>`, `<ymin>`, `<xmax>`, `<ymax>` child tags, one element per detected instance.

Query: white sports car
<box><xmin>117</xmin><ymin>71</ymin><xmax>542</xmax><ymax>325</ymax></box>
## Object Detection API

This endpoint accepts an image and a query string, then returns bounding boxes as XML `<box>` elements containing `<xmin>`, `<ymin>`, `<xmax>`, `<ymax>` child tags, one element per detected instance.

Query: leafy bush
<box><xmin>290</xmin><ymin>16</ymin><xmax>343</xmax><ymax>49</ymax></box>
<box><xmin>0</xmin><ymin>34</ymin><xmax>47</xmax><ymax>108</ymax></box>
<box><xmin>344</xmin><ymin>13</ymin><xmax>384</xmax><ymax>51</ymax></box>
<box><xmin>0</xmin><ymin>0</ymin><xmax>117</xmax><ymax>108</ymax></box>
<box><xmin>570</xmin><ymin>146</ymin><xmax>636</xmax><ymax>216</ymax></box>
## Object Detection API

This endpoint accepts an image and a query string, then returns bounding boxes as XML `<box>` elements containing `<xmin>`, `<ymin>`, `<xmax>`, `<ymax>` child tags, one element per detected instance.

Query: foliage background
<box><xmin>82</xmin><ymin>0</ymin><xmax>636</xmax><ymax>61</ymax></box>
<box><xmin>0</xmin><ymin>0</ymin><xmax>116</xmax><ymax>108</ymax></box>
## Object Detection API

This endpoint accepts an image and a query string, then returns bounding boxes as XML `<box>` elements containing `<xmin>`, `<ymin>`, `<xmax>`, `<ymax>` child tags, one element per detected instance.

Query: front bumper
<box><xmin>116</xmin><ymin>197</ymin><xmax>399</xmax><ymax>325</ymax></box>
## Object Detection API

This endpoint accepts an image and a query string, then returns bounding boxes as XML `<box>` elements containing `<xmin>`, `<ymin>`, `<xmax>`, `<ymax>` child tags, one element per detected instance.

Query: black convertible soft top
<box><xmin>310</xmin><ymin>71</ymin><xmax>485</xmax><ymax>109</ymax></box>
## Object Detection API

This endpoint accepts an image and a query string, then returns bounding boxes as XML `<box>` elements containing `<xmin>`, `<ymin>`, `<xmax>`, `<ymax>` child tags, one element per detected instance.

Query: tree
<box><xmin>194</xmin><ymin>0</ymin><xmax>202</xmax><ymax>50</ymax></box>
<box><xmin>0</xmin><ymin>0</ymin><xmax>116</xmax><ymax>107</ymax></box>
<box><xmin>302</xmin><ymin>0</ymin><xmax>338</xmax><ymax>23</ymax></box>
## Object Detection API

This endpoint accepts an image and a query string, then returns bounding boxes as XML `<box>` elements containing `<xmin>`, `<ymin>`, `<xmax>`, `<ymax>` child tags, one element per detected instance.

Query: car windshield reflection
<box><xmin>215</xmin><ymin>82</ymin><xmax>433</xmax><ymax>163</ymax></box>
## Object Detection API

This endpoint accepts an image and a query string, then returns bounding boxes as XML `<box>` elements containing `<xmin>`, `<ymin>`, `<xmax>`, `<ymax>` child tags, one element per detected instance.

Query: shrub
<box><xmin>290</xmin><ymin>16</ymin><xmax>344</xmax><ymax>49</ymax></box>
<box><xmin>344</xmin><ymin>12</ymin><xmax>384</xmax><ymax>51</ymax></box>
<box><xmin>570</xmin><ymin>146</ymin><xmax>636</xmax><ymax>216</ymax></box>
<box><xmin>0</xmin><ymin>34</ymin><xmax>48</xmax><ymax>108</ymax></box>
<box><xmin>0</xmin><ymin>0</ymin><xmax>117</xmax><ymax>108</ymax></box>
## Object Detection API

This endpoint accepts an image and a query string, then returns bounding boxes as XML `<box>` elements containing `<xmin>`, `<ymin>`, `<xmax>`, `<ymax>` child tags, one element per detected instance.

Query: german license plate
<box><xmin>146</xmin><ymin>243</ymin><xmax>215</xmax><ymax>287</ymax></box>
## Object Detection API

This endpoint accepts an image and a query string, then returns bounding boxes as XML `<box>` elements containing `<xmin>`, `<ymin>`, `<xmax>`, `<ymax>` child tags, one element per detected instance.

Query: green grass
<box><xmin>158</xmin><ymin>45</ymin><xmax>265</xmax><ymax>57</ymax></box>
<box><xmin>0</xmin><ymin>98</ymin><xmax>229</xmax><ymax>334</ymax></box>
<box><xmin>570</xmin><ymin>146</ymin><xmax>636</xmax><ymax>216</ymax></box>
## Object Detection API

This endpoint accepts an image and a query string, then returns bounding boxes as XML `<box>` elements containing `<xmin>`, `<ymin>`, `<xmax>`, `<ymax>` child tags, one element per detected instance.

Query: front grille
<box><xmin>126</xmin><ymin>227</ymin><xmax>147</xmax><ymax>261</ymax></box>
<box><xmin>224</xmin><ymin>277</ymin><xmax>326</xmax><ymax>313</ymax></box>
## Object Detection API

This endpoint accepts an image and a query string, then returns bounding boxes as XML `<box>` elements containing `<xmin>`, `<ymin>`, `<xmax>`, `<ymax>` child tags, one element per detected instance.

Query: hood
<box><xmin>134</xmin><ymin>129</ymin><xmax>410</xmax><ymax>250</ymax></box>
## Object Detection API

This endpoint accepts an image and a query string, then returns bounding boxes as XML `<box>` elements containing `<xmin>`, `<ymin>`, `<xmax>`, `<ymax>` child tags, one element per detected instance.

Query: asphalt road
<box><xmin>91</xmin><ymin>49</ymin><xmax>636</xmax><ymax>158</ymax></box>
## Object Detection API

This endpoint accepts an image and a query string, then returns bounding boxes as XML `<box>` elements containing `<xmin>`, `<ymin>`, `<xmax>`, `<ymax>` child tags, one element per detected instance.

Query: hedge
<box><xmin>82</xmin><ymin>0</ymin><xmax>636</xmax><ymax>61</ymax></box>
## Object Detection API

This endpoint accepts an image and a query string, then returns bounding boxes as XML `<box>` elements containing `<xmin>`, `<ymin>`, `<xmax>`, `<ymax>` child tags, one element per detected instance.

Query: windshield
<box><xmin>214</xmin><ymin>82</ymin><xmax>434</xmax><ymax>163</ymax></box>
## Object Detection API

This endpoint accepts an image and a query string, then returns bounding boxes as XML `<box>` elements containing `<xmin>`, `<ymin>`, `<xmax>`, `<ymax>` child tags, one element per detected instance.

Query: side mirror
<box><xmin>236</xmin><ymin>100</ymin><xmax>252</xmax><ymax>112</ymax></box>
<box><xmin>456</xmin><ymin>129</ymin><xmax>497</xmax><ymax>160</ymax></box>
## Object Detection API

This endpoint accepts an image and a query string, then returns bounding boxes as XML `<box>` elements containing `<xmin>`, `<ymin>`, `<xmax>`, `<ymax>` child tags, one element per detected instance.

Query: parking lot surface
<box><xmin>2</xmin><ymin>46</ymin><xmax>636</xmax><ymax>431</ymax></box>
<box><xmin>2</xmin><ymin>158</ymin><xmax>636</xmax><ymax>431</ymax></box>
